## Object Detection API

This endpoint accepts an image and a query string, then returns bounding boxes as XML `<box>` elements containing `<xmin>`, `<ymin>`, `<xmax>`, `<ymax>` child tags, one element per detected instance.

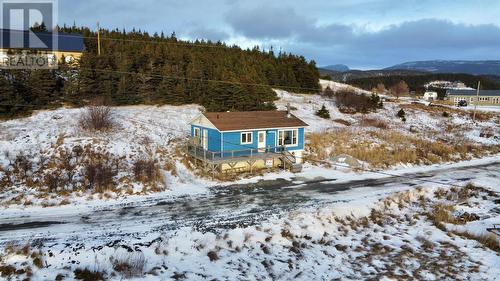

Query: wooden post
<box><xmin>97</xmin><ymin>22</ymin><xmax>101</xmax><ymax>56</ymax></box>
<box><xmin>473</xmin><ymin>81</ymin><xmax>480</xmax><ymax>123</ymax></box>
<box><xmin>247</xmin><ymin>160</ymin><xmax>256</xmax><ymax>174</ymax></box>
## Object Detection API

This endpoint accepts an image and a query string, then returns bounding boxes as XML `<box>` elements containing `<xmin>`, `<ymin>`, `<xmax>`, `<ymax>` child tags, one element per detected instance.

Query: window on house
<box><xmin>194</xmin><ymin>128</ymin><xmax>201</xmax><ymax>144</ymax></box>
<box><xmin>241</xmin><ymin>132</ymin><xmax>253</xmax><ymax>144</ymax></box>
<box><xmin>278</xmin><ymin>129</ymin><xmax>298</xmax><ymax>146</ymax></box>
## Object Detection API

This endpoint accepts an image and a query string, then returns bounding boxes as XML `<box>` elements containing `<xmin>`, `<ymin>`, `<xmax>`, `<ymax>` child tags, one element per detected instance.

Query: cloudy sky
<box><xmin>58</xmin><ymin>0</ymin><xmax>500</xmax><ymax>69</ymax></box>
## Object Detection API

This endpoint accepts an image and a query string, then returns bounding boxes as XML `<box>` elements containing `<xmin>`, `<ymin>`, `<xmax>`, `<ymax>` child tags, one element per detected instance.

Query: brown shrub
<box><xmin>332</xmin><ymin>119</ymin><xmax>351</xmax><ymax>126</ymax></box>
<box><xmin>0</xmin><ymin>265</ymin><xmax>16</xmax><ymax>277</ymax></box>
<box><xmin>360</xmin><ymin>117</ymin><xmax>388</xmax><ymax>129</ymax></box>
<box><xmin>164</xmin><ymin>160</ymin><xmax>178</xmax><ymax>177</ymax></box>
<box><xmin>428</xmin><ymin>203</ymin><xmax>459</xmax><ymax>230</ymax></box>
<box><xmin>78</xmin><ymin>105</ymin><xmax>114</xmax><ymax>132</ymax></box>
<box><xmin>44</xmin><ymin>172</ymin><xmax>61</xmax><ymax>192</ymax></box>
<box><xmin>13</xmin><ymin>153</ymin><xmax>32</xmax><ymax>181</ymax></box>
<box><xmin>83</xmin><ymin>160</ymin><xmax>117</xmax><ymax>193</ymax></box>
<box><xmin>133</xmin><ymin>158</ymin><xmax>165</xmax><ymax>190</ymax></box>
<box><xmin>452</xmin><ymin>231</ymin><xmax>500</xmax><ymax>253</ymax></box>
<box><xmin>111</xmin><ymin>252</ymin><xmax>146</xmax><ymax>278</ymax></box>
<box><xmin>133</xmin><ymin>158</ymin><xmax>156</xmax><ymax>182</ymax></box>
<box><xmin>31</xmin><ymin>251</ymin><xmax>44</xmax><ymax>268</ymax></box>
<box><xmin>74</xmin><ymin>268</ymin><xmax>105</xmax><ymax>281</ymax></box>
<box><xmin>470</xmin><ymin>111</ymin><xmax>494</xmax><ymax>122</ymax></box>
<box><xmin>207</xmin><ymin>251</ymin><xmax>219</xmax><ymax>262</ymax></box>
<box><xmin>335</xmin><ymin>90</ymin><xmax>381</xmax><ymax>114</ymax></box>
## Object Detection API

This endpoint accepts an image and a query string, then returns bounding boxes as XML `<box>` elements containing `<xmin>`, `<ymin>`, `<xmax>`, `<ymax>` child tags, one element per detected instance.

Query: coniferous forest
<box><xmin>0</xmin><ymin>26</ymin><xmax>321</xmax><ymax>118</ymax></box>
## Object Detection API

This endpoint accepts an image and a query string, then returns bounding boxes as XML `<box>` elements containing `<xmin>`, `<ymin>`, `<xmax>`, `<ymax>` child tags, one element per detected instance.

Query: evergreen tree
<box><xmin>2</xmin><ymin>25</ymin><xmax>322</xmax><ymax>117</ymax></box>
<box><xmin>26</xmin><ymin>70</ymin><xmax>57</xmax><ymax>107</ymax></box>
<box><xmin>0</xmin><ymin>75</ymin><xmax>21</xmax><ymax>117</ymax></box>
<box><xmin>315</xmin><ymin>104</ymin><xmax>330</xmax><ymax>119</ymax></box>
<box><xmin>397</xmin><ymin>108</ymin><xmax>406</xmax><ymax>122</ymax></box>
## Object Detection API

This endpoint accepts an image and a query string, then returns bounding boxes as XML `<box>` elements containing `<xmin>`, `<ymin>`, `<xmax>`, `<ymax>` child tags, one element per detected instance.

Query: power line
<box><xmin>3</xmin><ymin>28</ymin><xmax>251</xmax><ymax>50</ymax></box>
<box><xmin>72</xmin><ymin>33</ymin><xmax>237</xmax><ymax>49</ymax></box>
<box><xmin>74</xmin><ymin>67</ymin><xmax>322</xmax><ymax>92</ymax></box>
<box><xmin>0</xmin><ymin>103</ymin><xmax>37</xmax><ymax>107</ymax></box>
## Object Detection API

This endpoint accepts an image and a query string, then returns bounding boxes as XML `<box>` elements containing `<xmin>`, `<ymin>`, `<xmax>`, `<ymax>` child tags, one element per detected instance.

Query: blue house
<box><xmin>188</xmin><ymin>109</ymin><xmax>308</xmax><ymax>174</ymax></box>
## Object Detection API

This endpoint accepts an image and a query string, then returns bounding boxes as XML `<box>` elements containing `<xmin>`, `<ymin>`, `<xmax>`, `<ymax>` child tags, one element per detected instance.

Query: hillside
<box><xmin>348</xmin><ymin>73</ymin><xmax>500</xmax><ymax>97</ymax></box>
<box><xmin>1</xmin><ymin>81</ymin><xmax>499</xmax><ymax>207</ymax></box>
<box><xmin>320</xmin><ymin>69</ymin><xmax>427</xmax><ymax>82</ymax></box>
<box><xmin>386</xmin><ymin>60</ymin><xmax>500</xmax><ymax>76</ymax></box>
<box><xmin>0</xmin><ymin>26</ymin><xmax>320</xmax><ymax>118</ymax></box>
<box><xmin>0</xmin><ymin>86</ymin><xmax>499</xmax><ymax>280</ymax></box>
<box><xmin>321</xmin><ymin>64</ymin><xmax>350</xmax><ymax>72</ymax></box>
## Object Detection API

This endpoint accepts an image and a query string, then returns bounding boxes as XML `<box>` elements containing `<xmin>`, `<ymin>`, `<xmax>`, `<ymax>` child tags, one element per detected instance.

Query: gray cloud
<box><xmin>57</xmin><ymin>0</ymin><xmax>500</xmax><ymax>68</ymax></box>
<box><xmin>359</xmin><ymin>20</ymin><xmax>500</xmax><ymax>49</ymax></box>
<box><xmin>186</xmin><ymin>27</ymin><xmax>229</xmax><ymax>42</ymax></box>
<box><xmin>226</xmin><ymin>5</ymin><xmax>310</xmax><ymax>39</ymax></box>
<box><xmin>226</xmin><ymin>6</ymin><xmax>500</xmax><ymax>49</ymax></box>
<box><xmin>225</xmin><ymin>7</ymin><xmax>500</xmax><ymax>67</ymax></box>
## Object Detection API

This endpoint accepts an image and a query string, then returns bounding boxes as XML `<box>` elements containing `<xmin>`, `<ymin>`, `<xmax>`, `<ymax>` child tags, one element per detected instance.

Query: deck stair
<box><xmin>487</xmin><ymin>224</ymin><xmax>500</xmax><ymax>236</ymax></box>
<box><xmin>280</xmin><ymin>149</ymin><xmax>302</xmax><ymax>173</ymax></box>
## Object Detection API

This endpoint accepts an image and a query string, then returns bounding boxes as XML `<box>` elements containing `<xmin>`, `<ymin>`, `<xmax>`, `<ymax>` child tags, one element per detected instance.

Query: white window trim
<box><xmin>240</xmin><ymin>132</ymin><xmax>253</xmax><ymax>145</ymax></box>
<box><xmin>193</xmin><ymin>127</ymin><xmax>201</xmax><ymax>144</ymax></box>
<box><xmin>278</xmin><ymin>129</ymin><xmax>299</xmax><ymax>147</ymax></box>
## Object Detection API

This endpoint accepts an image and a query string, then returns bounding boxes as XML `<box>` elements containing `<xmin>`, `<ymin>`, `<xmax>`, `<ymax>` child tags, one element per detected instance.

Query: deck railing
<box><xmin>187</xmin><ymin>139</ymin><xmax>289</xmax><ymax>163</ymax></box>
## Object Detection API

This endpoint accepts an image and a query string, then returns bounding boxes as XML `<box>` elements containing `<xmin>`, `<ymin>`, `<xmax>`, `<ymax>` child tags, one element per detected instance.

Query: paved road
<box><xmin>0</xmin><ymin>161</ymin><xmax>498</xmax><ymax>247</ymax></box>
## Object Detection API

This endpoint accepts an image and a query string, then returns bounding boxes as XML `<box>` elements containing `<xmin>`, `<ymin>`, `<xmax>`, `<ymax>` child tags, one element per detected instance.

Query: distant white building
<box><xmin>447</xmin><ymin>89</ymin><xmax>500</xmax><ymax>106</ymax></box>
<box><xmin>423</xmin><ymin>91</ymin><xmax>438</xmax><ymax>101</ymax></box>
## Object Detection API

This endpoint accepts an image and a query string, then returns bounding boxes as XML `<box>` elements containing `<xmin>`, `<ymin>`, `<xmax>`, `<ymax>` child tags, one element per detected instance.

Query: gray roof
<box><xmin>447</xmin><ymin>89</ymin><xmax>500</xmax><ymax>97</ymax></box>
<box><xmin>1</xmin><ymin>29</ymin><xmax>85</xmax><ymax>52</ymax></box>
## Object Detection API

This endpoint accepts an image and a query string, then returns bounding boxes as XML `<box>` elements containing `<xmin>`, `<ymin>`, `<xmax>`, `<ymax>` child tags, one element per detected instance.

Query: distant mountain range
<box><xmin>321</xmin><ymin>64</ymin><xmax>350</xmax><ymax>72</ymax></box>
<box><xmin>319</xmin><ymin>60</ymin><xmax>500</xmax><ymax>82</ymax></box>
<box><xmin>385</xmin><ymin>60</ymin><xmax>500</xmax><ymax>76</ymax></box>
<box><xmin>319</xmin><ymin>68</ymin><xmax>426</xmax><ymax>82</ymax></box>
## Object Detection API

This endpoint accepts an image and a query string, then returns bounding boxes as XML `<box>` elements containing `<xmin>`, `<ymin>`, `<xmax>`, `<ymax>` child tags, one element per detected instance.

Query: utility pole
<box><xmin>473</xmin><ymin>81</ymin><xmax>480</xmax><ymax>122</ymax></box>
<box><xmin>97</xmin><ymin>21</ymin><xmax>101</xmax><ymax>56</ymax></box>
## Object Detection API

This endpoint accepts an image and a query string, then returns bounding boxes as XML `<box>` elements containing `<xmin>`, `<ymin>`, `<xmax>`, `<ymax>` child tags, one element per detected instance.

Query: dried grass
<box><xmin>306</xmin><ymin>129</ymin><xmax>499</xmax><ymax>168</ymax></box>
<box><xmin>111</xmin><ymin>251</ymin><xmax>146</xmax><ymax>278</ymax></box>
<box><xmin>360</xmin><ymin>117</ymin><xmax>388</xmax><ymax>129</ymax></box>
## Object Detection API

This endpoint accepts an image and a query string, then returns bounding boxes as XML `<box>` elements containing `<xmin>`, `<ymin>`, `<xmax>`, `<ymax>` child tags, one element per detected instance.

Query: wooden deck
<box><xmin>487</xmin><ymin>224</ymin><xmax>500</xmax><ymax>236</ymax></box>
<box><xmin>187</xmin><ymin>144</ymin><xmax>283</xmax><ymax>165</ymax></box>
<box><xmin>186</xmin><ymin>141</ymin><xmax>301</xmax><ymax>175</ymax></box>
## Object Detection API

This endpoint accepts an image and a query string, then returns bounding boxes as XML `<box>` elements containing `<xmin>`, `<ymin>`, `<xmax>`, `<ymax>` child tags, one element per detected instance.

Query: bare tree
<box><xmin>78</xmin><ymin>105</ymin><xmax>115</xmax><ymax>131</ymax></box>
<box><xmin>389</xmin><ymin>81</ymin><xmax>409</xmax><ymax>100</ymax></box>
<box><xmin>372</xmin><ymin>83</ymin><xmax>387</xmax><ymax>94</ymax></box>
<box><xmin>13</xmin><ymin>153</ymin><xmax>32</xmax><ymax>182</ymax></box>
<box><xmin>323</xmin><ymin>86</ymin><xmax>335</xmax><ymax>99</ymax></box>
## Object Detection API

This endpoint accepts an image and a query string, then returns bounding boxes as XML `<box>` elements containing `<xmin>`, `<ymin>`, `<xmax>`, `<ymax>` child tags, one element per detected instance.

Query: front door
<box><xmin>203</xmin><ymin>129</ymin><xmax>208</xmax><ymax>150</ymax></box>
<box><xmin>258</xmin><ymin>131</ymin><xmax>266</xmax><ymax>152</ymax></box>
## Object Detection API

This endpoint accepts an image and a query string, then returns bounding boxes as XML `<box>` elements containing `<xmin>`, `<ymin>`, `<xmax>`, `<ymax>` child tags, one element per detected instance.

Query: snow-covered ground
<box><xmin>0</xmin><ymin>82</ymin><xmax>499</xmax><ymax>280</ymax></box>
<box><xmin>0</xmin><ymin>82</ymin><xmax>499</xmax><ymax>209</ymax></box>
<box><xmin>424</xmin><ymin>80</ymin><xmax>475</xmax><ymax>90</ymax></box>
<box><xmin>462</xmin><ymin>105</ymin><xmax>500</xmax><ymax>113</ymax></box>
<box><xmin>320</xmin><ymin>79</ymin><xmax>372</xmax><ymax>95</ymax></box>
<box><xmin>0</xmin><ymin>159</ymin><xmax>498</xmax><ymax>280</ymax></box>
